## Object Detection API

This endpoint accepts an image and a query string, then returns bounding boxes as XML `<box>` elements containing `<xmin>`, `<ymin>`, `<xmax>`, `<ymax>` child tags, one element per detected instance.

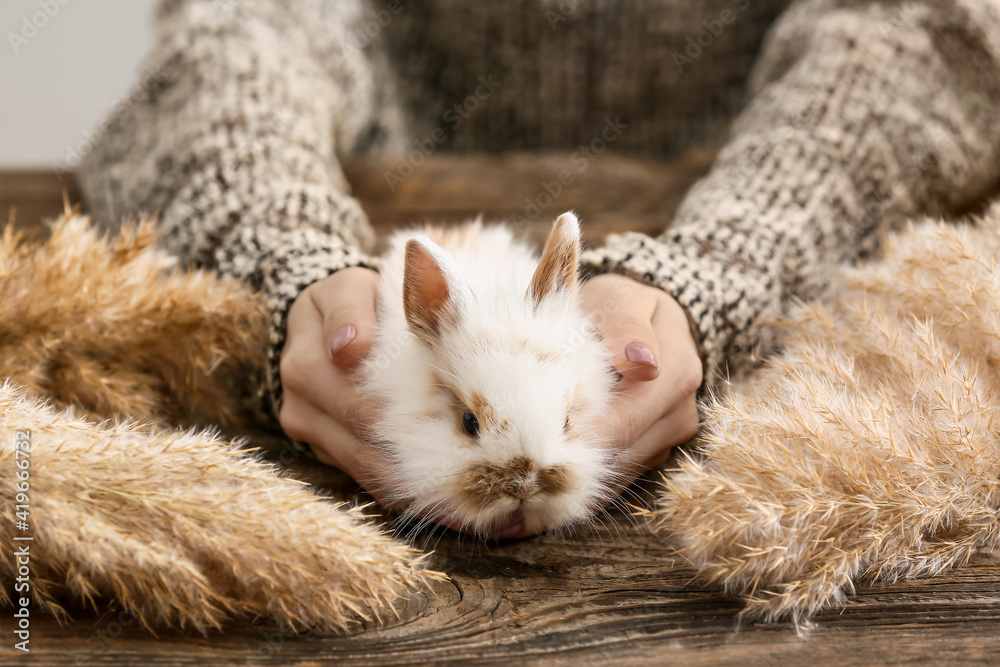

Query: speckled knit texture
<box><xmin>78</xmin><ymin>0</ymin><xmax>1000</xmax><ymax>423</ymax></box>
<box><xmin>78</xmin><ymin>0</ymin><xmax>404</xmax><ymax>420</ymax></box>
<box><xmin>582</xmin><ymin>0</ymin><xmax>1000</xmax><ymax>385</ymax></box>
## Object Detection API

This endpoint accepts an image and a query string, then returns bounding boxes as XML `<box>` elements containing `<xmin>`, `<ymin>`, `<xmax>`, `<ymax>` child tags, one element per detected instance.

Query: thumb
<box><xmin>598</xmin><ymin>312</ymin><xmax>661</xmax><ymax>383</ymax></box>
<box><xmin>312</xmin><ymin>268</ymin><xmax>379</xmax><ymax>368</ymax></box>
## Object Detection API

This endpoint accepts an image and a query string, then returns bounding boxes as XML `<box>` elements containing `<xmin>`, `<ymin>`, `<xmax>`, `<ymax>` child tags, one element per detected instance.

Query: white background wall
<box><xmin>0</xmin><ymin>0</ymin><xmax>158</xmax><ymax>167</ymax></box>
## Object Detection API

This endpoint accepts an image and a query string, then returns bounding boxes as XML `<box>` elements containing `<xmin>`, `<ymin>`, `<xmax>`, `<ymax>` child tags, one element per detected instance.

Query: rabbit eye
<box><xmin>462</xmin><ymin>411</ymin><xmax>480</xmax><ymax>437</ymax></box>
<box><xmin>563</xmin><ymin>416</ymin><xmax>570</xmax><ymax>432</ymax></box>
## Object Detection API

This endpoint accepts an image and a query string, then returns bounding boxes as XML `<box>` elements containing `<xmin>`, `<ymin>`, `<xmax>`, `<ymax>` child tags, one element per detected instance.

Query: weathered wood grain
<box><xmin>3</xmin><ymin>158</ymin><xmax>1000</xmax><ymax>666</ymax></box>
<box><xmin>0</xmin><ymin>150</ymin><xmax>715</xmax><ymax>249</ymax></box>
<box><xmin>342</xmin><ymin>150</ymin><xmax>715</xmax><ymax>249</ymax></box>
<box><xmin>8</xmin><ymin>508</ymin><xmax>1000</xmax><ymax>666</ymax></box>
<box><xmin>0</xmin><ymin>169</ymin><xmax>81</xmax><ymax>241</ymax></box>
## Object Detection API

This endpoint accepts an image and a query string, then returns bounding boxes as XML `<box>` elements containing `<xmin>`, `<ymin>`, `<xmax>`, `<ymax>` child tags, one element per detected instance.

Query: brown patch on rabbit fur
<box><xmin>530</xmin><ymin>213</ymin><xmax>579</xmax><ymax>304</ymax></box>
<box><xmin>422</xmin><ymin>224</ymin><xmax>480</xmax><ymax>248</ymax></box>
<box><xmin>537</xmin><ymin>464</ymin><xmax>574</xmax><ymax>495</ymax></box>
<box><xmin>428</xmin><ymin>372</ymin><xmax>466</xmax><ymax>437</ymax></box>
<box><xmin>517</xmin><ymin>338</ymin><xmax>562</xmax><ymax>363</ymax></box>
<box><xmin>403</xmin><ymin>241</ymin><xmax>458</xmax><ymax>345</ymax></box>
<box><xmin>461</xmin><ymin>455</ymin><xmax>534</xmax><ymax>506</ymax></box>
<box><xmin>430</xmin><ymin>373</ymin><xmax>511</xmax><ymax>436</ymax></box>
<box><xmin>469</xmin><ymin>390</ymin><xmax>510</xmax><ymax>433</ymax></box>
<box><xmin>460</xmin><ymin>457</ymin><xmax>575</xmax><ymax>506</ymax></box>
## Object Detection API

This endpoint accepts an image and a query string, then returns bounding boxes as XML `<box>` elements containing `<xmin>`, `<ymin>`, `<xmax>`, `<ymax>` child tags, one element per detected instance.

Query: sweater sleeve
<box><xmin>76</xmin><ymin>0</ymin><xmax>406</xmax><ymax>424</ymax></box>
<box><xmin>581</xmin><ymin>0</ymin><xmax>1000</xmax><ymax>387</ymax></box>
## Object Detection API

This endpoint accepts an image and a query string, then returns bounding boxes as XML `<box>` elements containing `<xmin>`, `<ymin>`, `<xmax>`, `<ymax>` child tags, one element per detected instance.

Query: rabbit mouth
<box><xmin>488</xmin><ymin>508</ymin><xmax>525</xmax><ymax>539</ymax></box>
<box><xmin>435</xmin><ymin>508</ymin><xmax>525</xmax><ymax>539</ymax></box>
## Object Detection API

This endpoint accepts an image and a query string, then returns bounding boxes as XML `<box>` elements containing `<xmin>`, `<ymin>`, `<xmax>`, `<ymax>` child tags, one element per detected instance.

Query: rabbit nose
<box><xmin>501</xmin><ymin>476</ymin><xmax>537</xmax><ymax>501</ymax></box>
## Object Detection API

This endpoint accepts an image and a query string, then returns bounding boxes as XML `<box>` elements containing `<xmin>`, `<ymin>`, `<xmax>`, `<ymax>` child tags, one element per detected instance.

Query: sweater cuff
<box><xmin>245</xmin><ymin>227</ymin><xmax>379</xmax><ymax>425</ymax></box>
<box><xmin>581</xmin><ymin>231</ymin><xmax>762</xmax><ymax>389</ymax></box>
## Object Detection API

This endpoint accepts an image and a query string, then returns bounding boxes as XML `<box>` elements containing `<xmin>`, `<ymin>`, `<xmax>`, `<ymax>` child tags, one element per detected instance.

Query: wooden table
<box><xmin>2</xmin><ymin>157</ymin><xmax>999</xmax><ymax>666</ymax></box>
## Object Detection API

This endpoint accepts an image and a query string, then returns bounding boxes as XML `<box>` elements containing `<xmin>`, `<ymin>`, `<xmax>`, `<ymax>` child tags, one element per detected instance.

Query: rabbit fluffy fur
<box><xmin>361</xmin><ymin>213</ymin><xmax>619</xmax><ymax>537</ymax></box>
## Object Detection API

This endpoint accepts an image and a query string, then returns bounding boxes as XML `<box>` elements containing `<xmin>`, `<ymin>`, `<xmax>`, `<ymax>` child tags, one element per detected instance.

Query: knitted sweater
<box><xmin>78</xmin><ymin>0</ymin><xmax>1000</xmax><ymax>424</ymax></box>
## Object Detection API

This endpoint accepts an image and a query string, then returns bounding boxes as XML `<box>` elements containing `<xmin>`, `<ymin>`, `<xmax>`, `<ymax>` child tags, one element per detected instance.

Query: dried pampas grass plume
<box><xmin>659</xmin><ymin>208</ymin><xmax>1000</xmax><ymax>627</ymax></box>
<box><xmin>0</xmin><ymin>207</ymin><xmax>442</xmax><ymax>632</ymax></box>
<box><xmin>0</xmin><ymin>380</ymin><xmax>441</xmax><ymax>632</ymax></box>
<box><xmin>0</xmin><ymin>205</ymin><xmax>265</xmax><ymax>425</ymax></box>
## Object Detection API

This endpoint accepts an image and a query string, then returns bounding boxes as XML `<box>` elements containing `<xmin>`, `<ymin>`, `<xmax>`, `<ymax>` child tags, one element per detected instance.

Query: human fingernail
<box><xmin>330</xmin><ymin>324</ymin><xmax>357</xmax><ymax>357</ymax></box>
<box><xmin>625</xmin><ymin>342</ymin><xmax>658</xmax><ymax>369</ymax></box>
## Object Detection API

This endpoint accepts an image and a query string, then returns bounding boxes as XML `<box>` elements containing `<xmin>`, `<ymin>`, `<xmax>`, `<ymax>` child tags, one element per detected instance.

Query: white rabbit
<box><xmin>360</xmin><ymin>212</ymin><xmax>619</xmax><ymax>538</ymax></box>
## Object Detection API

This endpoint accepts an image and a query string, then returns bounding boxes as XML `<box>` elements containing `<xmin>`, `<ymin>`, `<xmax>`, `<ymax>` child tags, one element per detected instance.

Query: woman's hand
<box><xmin>501</xmin><ymin>273</ymin><xmax>702</xmax><ymax>539</ymax></box>
<box><xmin>579</xmin><ymin>273</ymin><xmax>703</xmax><ymax>482</ymax></box>
<box><xmin>278</xmin><ymin>267</ymin><xmax>396</xmax><ymax>506</ymax></box>
<box><xmin>278</xmin><ymin>268</ymin><xmax>702</xmax><ymax>538</ymax></box>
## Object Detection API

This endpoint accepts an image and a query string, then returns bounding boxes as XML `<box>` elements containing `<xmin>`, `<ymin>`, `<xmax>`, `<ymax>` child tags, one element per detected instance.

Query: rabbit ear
<box><xmin>529</xmin><ymin>212</ymin><xmax>581</xmax><ymax>306</ymax></box>
<box><xmin>404</xmin><ymin>236</ymin><xmax>470</xmax><ymax>342</ymax></box>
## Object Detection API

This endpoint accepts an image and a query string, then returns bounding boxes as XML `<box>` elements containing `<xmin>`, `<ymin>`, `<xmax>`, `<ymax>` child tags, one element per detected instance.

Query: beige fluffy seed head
<box><xmin>0</xmin><ymin>209</ymin><xmax>443</xmax><ymax>632</ymax></box>
<box><xmin>0</xmin><ymin>207</ymin><xmax>266</xmax><ymax>426</ymax></box>
<box><xmin>0</xmin><ymin>381</ymin><xmax>442</xmax><ymax>632</ymax></box>
<box><xmin>658</xmin><ymin>207</ymin><xmax>1000</xmax><ymax>628</ymax></box>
